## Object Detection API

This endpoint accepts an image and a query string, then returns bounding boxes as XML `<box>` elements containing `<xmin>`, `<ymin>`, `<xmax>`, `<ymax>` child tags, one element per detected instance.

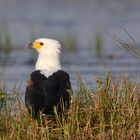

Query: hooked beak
<box><xmin>28</xmin><ymin>42</ymin><xmax>33</xmax><ymax>49</ymax></box>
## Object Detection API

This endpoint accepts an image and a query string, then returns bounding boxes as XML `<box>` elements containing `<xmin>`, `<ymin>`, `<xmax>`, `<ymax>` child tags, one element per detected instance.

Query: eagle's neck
<box><xmin>35</xmin><ymin>52</ymin><xmax>61</xmax><ymax>78</ymax></box>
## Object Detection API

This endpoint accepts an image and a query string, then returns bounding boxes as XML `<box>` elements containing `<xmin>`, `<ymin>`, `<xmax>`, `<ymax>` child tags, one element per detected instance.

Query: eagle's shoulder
<box><xmin>30</xmin><ymin>70</ymin><xmax>46</xmax><ymax>85</ymax></box>
<box><xmin>53</xmin><ymin>70</ymin><xmax>70</xmax><ymax>83</ymax></box>
<box><xmin>31</xmin><ymin>70</ymin><xmax>44</xmax><ymax>78</ymax></box>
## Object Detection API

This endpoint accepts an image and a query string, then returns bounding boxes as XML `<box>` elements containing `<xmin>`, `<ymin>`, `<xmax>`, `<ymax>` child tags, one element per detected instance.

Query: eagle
<box><xmin>25</xmin><ymin>38</ymin><xmax>72</xmax><ymax>119</ymax></box>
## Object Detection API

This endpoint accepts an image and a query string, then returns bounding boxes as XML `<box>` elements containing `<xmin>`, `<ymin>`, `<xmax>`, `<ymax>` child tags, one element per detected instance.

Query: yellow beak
<box><xmin>32</xmin><ymin>42</ymin><xmax>42</xmax><ymax>49</ymax></box>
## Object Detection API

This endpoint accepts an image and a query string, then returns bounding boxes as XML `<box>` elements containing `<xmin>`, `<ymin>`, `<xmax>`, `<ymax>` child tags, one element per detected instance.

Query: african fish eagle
<box><xmin>25</xmin><ymin>38</ymin><xmax>72</xmax><ymax>118</ymax></box>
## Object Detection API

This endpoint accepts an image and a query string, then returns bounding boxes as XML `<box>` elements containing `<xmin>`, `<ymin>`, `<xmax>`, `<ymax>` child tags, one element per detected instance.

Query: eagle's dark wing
<box><xmin>42</xmin><ymin>70</ymin><xmax>72</xmax><ymax>115</ymax></box>
<box><xmin>25</xmin><ymin>70</ymin><xmax>46</xmax><ymax>118</ymax></box>
<box><xmin>25</xmin><ymin>70</ymin><xmax>72</xmax><ymax>118</ymax></box>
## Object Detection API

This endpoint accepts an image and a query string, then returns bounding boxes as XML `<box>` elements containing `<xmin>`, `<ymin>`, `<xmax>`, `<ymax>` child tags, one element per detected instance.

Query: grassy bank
<box><xmin>1</xmin><ymin>75</ymin><xmax>140</xmax><ymax>140</ymax></box>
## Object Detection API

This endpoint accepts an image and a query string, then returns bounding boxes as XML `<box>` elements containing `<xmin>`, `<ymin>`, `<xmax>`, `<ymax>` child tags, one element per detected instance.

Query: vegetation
<box><xmin>112</xmin><ymin>28</ymin><xmax>140</xmax><ymax>60</ymax></box>
<box><xmin>1</xmin><ymin>73</ymin><xmax>140</xmax><ymax>140</ymax></box>
<box><xmin>0</xmin><ymin>27</ymin><xmax>12</xmax><ymax>54</ymax></box>
<box><xmin>0</xmin><ymin>26</ymin><xmax>12</xmax><ymax>66</ymax></box>
<box><xmin>60</xmin><ymin>31</ymin><xmax>78</xmax><ymax>51</ymax></box>
<box><xmin>92</xmin><ymin>32</ymin><xmax>103</xmax><ymax>58</ymax></box>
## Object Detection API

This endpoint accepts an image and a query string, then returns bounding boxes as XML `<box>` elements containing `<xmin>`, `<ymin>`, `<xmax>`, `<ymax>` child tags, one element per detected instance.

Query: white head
<box><xmin>29</xmin><ymin>38</ymin><xmax>62</xmax><ymax>77</ymax></box>
<box><xmin>31</xmin><ymin>38</ymin><xmax>61</xmax><ymax>54</ymax></box>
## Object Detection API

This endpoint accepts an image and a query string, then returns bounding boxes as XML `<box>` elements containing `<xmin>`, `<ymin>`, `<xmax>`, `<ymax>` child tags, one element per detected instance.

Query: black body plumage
<box><xmin>25</xmin><ymin>70</ymin><xmax>72</xmax><ymax>118</ymax></box>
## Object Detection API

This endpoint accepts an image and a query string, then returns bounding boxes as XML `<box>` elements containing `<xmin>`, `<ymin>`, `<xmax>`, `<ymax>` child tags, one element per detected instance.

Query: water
<box><xmin>1</xmin><ymin>0</ymin><xmax>140</xmax><ymax>93</ymax></box>
<box><xmin>1</xmin><ymin>47</ymin><xmax>140</xmax><ymax>93</ymax></box>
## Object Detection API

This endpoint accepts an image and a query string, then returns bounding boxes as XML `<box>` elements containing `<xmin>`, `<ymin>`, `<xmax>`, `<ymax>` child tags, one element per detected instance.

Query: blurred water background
<box><xmin>1</xmin><ymin>0</ymin><xmax>140</xmax><ymax>93</ymax></box>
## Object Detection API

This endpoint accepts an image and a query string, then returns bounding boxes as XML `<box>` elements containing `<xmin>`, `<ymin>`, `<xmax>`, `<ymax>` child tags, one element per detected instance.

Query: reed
<box><xmin>92</xmin><ymin>32</ymin><xmax>103</xmax><ymax>58</ymax></box>
<box><xmin>60</xmin><ymin>31</ymin><xmax>78</xmax><ymax>51</ymax></box>
<box><xmin>0</xmin><ymin>27</ymin><xmax>12</xmax><ymax>54</ymax></box>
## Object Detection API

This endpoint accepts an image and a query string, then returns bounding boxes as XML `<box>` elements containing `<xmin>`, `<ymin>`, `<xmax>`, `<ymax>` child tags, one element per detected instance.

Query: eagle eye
<box><xmin>40</xmin><ymin>42</ymin><xmax>44</xmax><ymax>46</ymax></box>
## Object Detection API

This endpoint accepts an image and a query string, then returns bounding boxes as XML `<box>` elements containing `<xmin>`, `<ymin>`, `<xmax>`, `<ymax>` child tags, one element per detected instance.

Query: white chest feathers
<box><xmin>40</xmin><ymin>69</ymin><xmax>61</xmax><ymax>78</ymax></box>
<box><xmin>35</xmin><ymin>53</ymin><xmax>61</xmax><ymax>78</ymax></box>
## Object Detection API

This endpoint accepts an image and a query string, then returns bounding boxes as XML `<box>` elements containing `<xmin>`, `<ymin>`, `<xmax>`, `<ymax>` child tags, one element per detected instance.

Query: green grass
<box><xmin>60</xmin><ymin>31</ymin><xmax>78</xmax><ymax>51</ymax></box>
<box><xmin>92</xmin><ymin>32</ymin><xmax>103</xmax><ymax>58</ymax></box>
<box><xmin>0</xmin><ymin>27</ymin><xmax>12</xmax><ymax>54</ymax></box>
<box><xmin>1</xmin><ymin>74</ymin><xmax>140</xmax><ymax>140</ymax></box>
